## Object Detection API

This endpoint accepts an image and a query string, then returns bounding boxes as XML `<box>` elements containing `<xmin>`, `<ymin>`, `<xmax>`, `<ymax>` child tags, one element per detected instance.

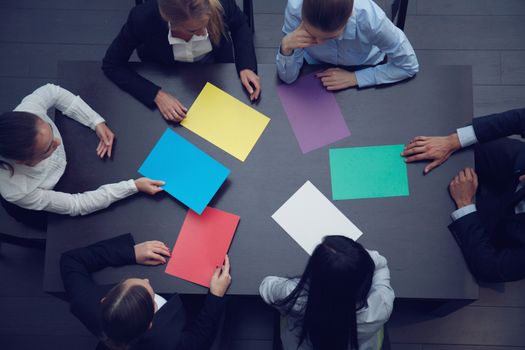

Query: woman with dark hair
<box><xmin>60</xmin><ymin>233</ymin><xmax>231</xmax><ymax>350</ymax></box>
<box><xmin>102</xmin><ymin>0</ymin><xmax>259</xmax><ymax>123</ymax></box>
<box><xmin>259</xmin><ymin>236</ymin><xmax>394</xmax><ymax>350</ymax></box>
<box><xmin>277</xmin><ymin>0</ymin><xmax>419</xmax><ymax>89</ymax></box>
<box><xmin>0</xmin><ymin>84</ymin><xmax>164</xmax><ymax>224</ymax></box>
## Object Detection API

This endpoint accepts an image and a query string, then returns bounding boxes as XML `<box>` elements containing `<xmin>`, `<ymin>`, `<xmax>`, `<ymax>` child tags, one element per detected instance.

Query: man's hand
<box><xmin>154</xmin><ymin>90</ymin><xmax>187</xmax><ymax>122</ymax></box>
<box><xmin>210</xmin><ymin>255</ymin><xmax>231</xmax><ymax>297</ymax></box>
<box><xmin>449</xmin><ymin>167</ymin><xmax>478</xmax><ymax>209</ymax></box>
<box><xmin>134</xmin><ymin>240</ymin><xmax>171</xmax><ymax>265</ymax></box>
<box><xmin>95</xmin><ymin>122</ymin><xmax>115</xmax><ymax>158</ymax></box>
<box><xmin>280</xmin><ymin>23</ymin><xmax>317</xmax><ymax>56</ymax></box>
<box><xmin>402</xmin><ymin>133</ymin><xmax>461</xmax><ymax>174</ymax></box>
<box><xmin>316</xmin><ymin>68</ymin><xmax>357</xmax><ymax>91</ymax></box>
<box><xmin>239</xmin><ymin>69</ymin><xmax>261</xmax><ymax>101</ymax></box>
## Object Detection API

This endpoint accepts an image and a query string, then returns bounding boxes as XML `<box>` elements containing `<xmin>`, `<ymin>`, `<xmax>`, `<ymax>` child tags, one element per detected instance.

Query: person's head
<box><xmin>100</xmin><ymin>278</ymin><xmax>156</xmax><ymax>350</ymax></box>
<box><xmin>158</xmin><ymin>0</ymin><xmax>225</xmax><ymax>45</ymax></box>
<box><xmin>277</xmin><ymin>236</ymin><xmax>374</xmax><ymax>350</ymax></box>
<box><xmin>0</xmin><ymin>111</ymin><xmax>61</xmax><ymax>174</ymax></box>
<box><xmin>301</xmin><ymin>0</ymin><xmax>354</xmax><ymax>43</ymax></box>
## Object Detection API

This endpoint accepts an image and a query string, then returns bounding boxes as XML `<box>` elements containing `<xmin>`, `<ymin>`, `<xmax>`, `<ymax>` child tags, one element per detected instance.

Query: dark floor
<box><xmin>1</xmin><ymin>0</ymin><xmax>525</xmax><ymax>349</ymax></box>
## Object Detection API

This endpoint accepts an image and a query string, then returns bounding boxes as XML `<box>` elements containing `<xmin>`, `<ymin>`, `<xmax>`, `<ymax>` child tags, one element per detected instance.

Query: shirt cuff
<box><xmin>127</xmin><ymin>179</ymin><xmax>139</xmax><ymax>194</ymax></box>
<box><xmin>456</xmin><ymin>125</ymin><xmax>478</xmax><ymax>148</ymax></box>
<box><xmin>276</xmin><ymin>46</ymin><xmax>301</xmax><ymax>64</ymax></box>
<box><xmin>354</xmin><ymin>68</ymin><xmax>377</xmax><ymax>88</ymax></box>
<box><xmin>451</xmin><ymin>204</ymin><xmax>477</xmax><ymax>221</ymax></box>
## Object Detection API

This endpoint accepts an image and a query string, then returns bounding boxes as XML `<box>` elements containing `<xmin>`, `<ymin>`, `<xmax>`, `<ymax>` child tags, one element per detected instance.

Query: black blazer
<box><xmin>60</xmin><ymin>234</ymin><xmax>226</xmax><ymax>350</ymax></box>
<box><xmin>448</xmin><ymin>108</ymin><xmax>525</xmax><ymax>282</ymax></box>
<box><xmin>102</xmin><ymin>0</ymin><xmax>257</xmax><ymax>107</ymax></box>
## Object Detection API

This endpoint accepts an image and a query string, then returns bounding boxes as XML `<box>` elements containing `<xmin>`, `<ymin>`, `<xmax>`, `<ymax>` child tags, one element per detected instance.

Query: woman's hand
<box><xmin>95</xmin><ymin>122</ymin><xmax>115</xmax><ymax>158</ymax></box>
<box><xmin>239</xmin><ymin>69</ymin><xmax>261</xmax><ymax>101</ymax></box>
<box><xmin>134</xmin><ymin>177</ymin><xmax>165</xmax><ymax>195</ymax></box>
<box><xmin>316</xmin><ymin>68</ymin><xmax>357</xmax><ymax>90</ymax></box>
<box><xmin>281</xmin><ymin>23</ymin><xmax>317</xmax><ymax>56</ymax></box>
<box><xmin>210</xmin><ymin>255</ymin><xmax>232</xmax><ymax>297</ymax></box>
<box><xmin>134</xmin><ymin>240</ymin><xmax>171</xmax><ymax>265</ymax></box>
<box><xmin>154</xmin><ymin>90</ymin><xmax>188</xmax><ymax>122</ymax></box>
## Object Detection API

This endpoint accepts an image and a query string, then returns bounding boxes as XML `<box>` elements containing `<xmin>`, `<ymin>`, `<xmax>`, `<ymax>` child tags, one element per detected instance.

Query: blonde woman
<box><xmin>103</xmin><ymin>0</ymin><xmax>259</xmax><ymax>122</ymax></box>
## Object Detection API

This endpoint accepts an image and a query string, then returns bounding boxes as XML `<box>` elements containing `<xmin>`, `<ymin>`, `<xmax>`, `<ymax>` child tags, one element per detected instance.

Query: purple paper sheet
<box><xmin>277</xmin><ymin>73</ymin><xmax>351</xmax><ymax>153</ymax></box>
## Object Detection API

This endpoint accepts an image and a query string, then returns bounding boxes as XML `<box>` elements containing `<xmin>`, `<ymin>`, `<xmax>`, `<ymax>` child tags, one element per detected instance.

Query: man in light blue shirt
<box><xmin>402</xmin><ymin>108</ymin><xmax>525</xmax><ymax>282</ymax></box>
<box><xmin>277</xmin><ymin>0</ymin><xmax>419</xmax><ymax>89</ymax></box>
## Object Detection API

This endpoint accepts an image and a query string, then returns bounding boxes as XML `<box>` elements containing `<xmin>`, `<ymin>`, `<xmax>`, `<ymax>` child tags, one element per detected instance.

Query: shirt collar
<box><xmin>167</xmin><ymin>23</ymin><xmax>209</xmax><ymax>44</ymax></box>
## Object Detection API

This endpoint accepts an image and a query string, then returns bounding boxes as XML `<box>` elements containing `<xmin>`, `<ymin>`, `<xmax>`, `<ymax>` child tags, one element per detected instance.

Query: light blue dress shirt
<box><xmin>276</xmin><ymin>0</ymin><xmax>419</xmax><ymax>87</ymax></box>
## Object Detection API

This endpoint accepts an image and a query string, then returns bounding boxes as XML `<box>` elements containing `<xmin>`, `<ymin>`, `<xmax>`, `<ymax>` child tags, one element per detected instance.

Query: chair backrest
<box><xmin>374</xmin><ymin>0</ymin><xmax>408</xmax><ymax>30</ymax></box>
<box><xmin>0</xmin><ymin>205</ymin><xmax>46</xmax><ymax>247</ymax></box>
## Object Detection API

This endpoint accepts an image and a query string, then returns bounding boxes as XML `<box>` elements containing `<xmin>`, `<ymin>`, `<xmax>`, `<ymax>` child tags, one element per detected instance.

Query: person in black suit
<box><xmin>60</xmin><ymin>233</ymin><xmax>231</xmax><ymax>349</ymax></box>
<box><xmin>401</xmin><ymin>108</ymin><xmax>525</xmax><ymax>282</ymax></box>
<box><xmin>102</xmin><ymin>0</ymin><xmax>259</xmax><ymax>122</ymax></box>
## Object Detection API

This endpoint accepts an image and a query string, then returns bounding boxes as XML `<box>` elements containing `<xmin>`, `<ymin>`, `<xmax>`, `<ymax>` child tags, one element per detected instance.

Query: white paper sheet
<box><xmin>271</xmin><ymin>181</ymin><xmax>363</xmax><ymax>255</ymax></box>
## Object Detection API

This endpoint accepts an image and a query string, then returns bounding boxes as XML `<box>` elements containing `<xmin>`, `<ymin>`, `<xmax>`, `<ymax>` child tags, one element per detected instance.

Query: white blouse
<box><xmin>167</xmin><ymin>25</ymin><xmax>213</xmax><ymax>62</ymax></box>
<box><xmin>259</xmin><ymin>250</ymin><xmax>395</xmax><ymax>350</ymax></box>
<box><xmin>0</xmin><ymin>84</ymin><xmax>138</xmax><ymax>216</ymax></box>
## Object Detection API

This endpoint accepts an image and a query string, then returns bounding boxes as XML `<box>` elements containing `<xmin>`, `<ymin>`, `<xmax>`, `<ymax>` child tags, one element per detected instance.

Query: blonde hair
<box><xmin>158</xmin><ymin>0</ymin><xmax>225</xmax><ymax>45</ymax></box>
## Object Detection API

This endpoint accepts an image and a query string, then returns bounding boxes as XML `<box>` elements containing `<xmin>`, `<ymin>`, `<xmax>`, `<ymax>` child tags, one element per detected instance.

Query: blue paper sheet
<box><xmin>139</xmin><ymin>129</ymin><xmax>230</xmax><ymax>214</ymax></box>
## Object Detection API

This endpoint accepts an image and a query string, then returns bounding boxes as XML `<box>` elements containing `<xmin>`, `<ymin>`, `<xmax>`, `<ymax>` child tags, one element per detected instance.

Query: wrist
<box><xmin>280</xmin><ymin>38</ymin><xmax>293</xmax><ymax>56</ymax></box>
<box><xmin>455</xmin><ymin>199</ymin><xmax>474</xmax><ymax>209</ymax></box>
<box><xmin>448</xmin><ymin>133</ymin><xmax>461</xmax><ymax>153</ymax></box>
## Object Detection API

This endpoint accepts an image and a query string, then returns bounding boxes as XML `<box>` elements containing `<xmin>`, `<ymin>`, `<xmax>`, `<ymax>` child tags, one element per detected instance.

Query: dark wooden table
<box><xmin>43</xmin><ymin>61</ymin><xmax>477</xmax><ymax>299</ymax></box>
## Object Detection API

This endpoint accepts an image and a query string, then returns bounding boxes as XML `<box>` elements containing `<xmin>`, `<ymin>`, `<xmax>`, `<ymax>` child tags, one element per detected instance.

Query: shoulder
<box><xmin>261</xmin><ymin>276</ymin><xmax>299</xmax><ymax>298</ymax></box>
<box><xmin>285</xmin><ymin>0</ymin><xmax>303</xmax><ymax>18</ymax></box>
<box><xmin>353</xmin><ymin>0</ymin><xmax>388</xmax><ymax>30</ymax></box>
<box><xmin>128</xmin><ymin>0</ymin><xmax>163</xmax><ymax>28</ymax></box>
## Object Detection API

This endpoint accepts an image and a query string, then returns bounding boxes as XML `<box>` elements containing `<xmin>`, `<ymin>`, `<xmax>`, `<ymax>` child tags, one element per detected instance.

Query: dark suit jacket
<box><xmin>60</xmin><ymin>234</ymin><xmax>226</xmax><ymax>349</ymax></box>
<box><xmin>448</xmin><ymin>108</ymin><xmax>525</xmax><ymax>282</ymax></box>
<box><xmin>102</xmin><ymin>0</ymin><xmax>257</xmax><ymax>107</ymax></box>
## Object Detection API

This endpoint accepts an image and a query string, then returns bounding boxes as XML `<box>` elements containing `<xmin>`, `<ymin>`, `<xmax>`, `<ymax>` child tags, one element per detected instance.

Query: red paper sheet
<box><xmin>165</xmin><ymin>207</ymin><xmax>240</xmax><ymax>287</ymax></box>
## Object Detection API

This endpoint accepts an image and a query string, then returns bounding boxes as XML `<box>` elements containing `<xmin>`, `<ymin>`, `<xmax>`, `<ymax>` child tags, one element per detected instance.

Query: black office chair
<box><xmin>134</xmin><ymin>0</ymin><xmax>255</xmax><ymax>32</ymax></box>
<box><xmin>390</xmin><ymin>0</ymin><xmax>408</xmax><ymax>30</ymax></box>
<box><xmin>0</xmin><ymin>204</ymin><xmax>46</xmax><ymax>249</ymax></box>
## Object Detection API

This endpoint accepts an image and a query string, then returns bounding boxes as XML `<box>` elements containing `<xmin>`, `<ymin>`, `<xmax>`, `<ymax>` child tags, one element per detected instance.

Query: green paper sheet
<box><xmin>329</xmin><ymin>145</ymin><xmax>409</xmax><ymax>200</ymax></box>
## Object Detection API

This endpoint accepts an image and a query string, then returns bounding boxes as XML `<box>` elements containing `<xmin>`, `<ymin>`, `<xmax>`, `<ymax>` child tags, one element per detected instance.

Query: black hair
<box><xmin>302</xmin><ymin>0</ymin><xmax>354</xmax><ymax>32</ymax></box>
<box><xmin>275</xmin><ymin>235</ymin><xmax>374</xmax><ymax>350</ymax></box>
<box><xmin>100</xmin><ymin>282</ymin><xmax>155</xmax><ymax>350</ymax></box>
<box><xmin>0</xmin><ymin>111</ymin><xmax>40</xmax><ymax>175</ymax></box>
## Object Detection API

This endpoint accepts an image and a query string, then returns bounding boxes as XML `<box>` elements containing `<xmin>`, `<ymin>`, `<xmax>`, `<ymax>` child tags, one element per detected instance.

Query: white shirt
<box><xmin>451</xmin><ymin>125</ymin><xmax>525</xmax><ymax>221</ymax></box>
<box><xmin>0</xmin><ymin>84</ymin><xmax>138</xmax><ymax>216</ymax></box>
<box><xmin>259</xmin><ymin>250</ymin><xmax>395</xmax><ymax>350</ymax></box>
<box><xmin>154</xmin><ymin>294</ymin><xmax>167</xmax><ymax>311</ymax></box>
<box><xmin>168</xmin><ymin>25</ymin><xmax>213</xmax><ymax>63</ymax></box>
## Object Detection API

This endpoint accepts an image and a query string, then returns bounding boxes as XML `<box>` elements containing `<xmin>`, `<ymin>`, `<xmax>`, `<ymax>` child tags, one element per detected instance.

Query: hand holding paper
<box><xmin>210</xmin><ymin>255</ymin><xmax>232</xmax><ymax>297</ymax></box>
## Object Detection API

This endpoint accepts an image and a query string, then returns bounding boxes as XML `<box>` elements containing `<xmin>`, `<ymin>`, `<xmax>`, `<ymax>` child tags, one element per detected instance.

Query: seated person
<box><xmin>277</xmin><ymin>0</ymin><xmax>419</xmax><ymax>90</ymax></box>
<box><xmin>0</xmin><ymin>84</ymin><xmax>164</xmax><ymax>225</ymax></box>
<box><xmin>402</xmin><ymin>108</ymin><xmax>525</xmax><ymax>282</ymax></box>
<box><xmin>102</xmin><ymin>0</ymin><xmax>260</xmax><ymax>122</ymax></box>
<box><xmin>259</xmin><ymin>236</ymin><xmax>394</xmax><ymax>350</ymax></box>
<box><xmin>60</xmin><ymin>233</ymin><xmax>231</xmax><ymax>349</ymax></box>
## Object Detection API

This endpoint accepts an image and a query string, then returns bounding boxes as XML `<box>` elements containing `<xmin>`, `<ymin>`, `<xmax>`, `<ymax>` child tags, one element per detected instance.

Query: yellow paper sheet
<box><xmin>182</xmin><ymin>83</ymin><xmax>270</xmax><ymax>161</ymax></box>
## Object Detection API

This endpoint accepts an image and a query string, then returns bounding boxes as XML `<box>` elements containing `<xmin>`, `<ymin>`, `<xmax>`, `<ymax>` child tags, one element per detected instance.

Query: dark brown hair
<box><xmin>302</xmin><ymin>0</ymin><xmax>354</xmax><ymax>32</ymax></box>
<box><xmin>158</xmin><ymin>0</ymin><xmax>225</xmax><ymax>46</ymax></box>
<box><xmin>100</xmin><ymin>282</ymin><xmax>155</xmax><ymax>350</ymax></box>
<box><xmin>0</xmin><ymin>111</ymin><xmax>40</xmax><ymax>175</ymax></box>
